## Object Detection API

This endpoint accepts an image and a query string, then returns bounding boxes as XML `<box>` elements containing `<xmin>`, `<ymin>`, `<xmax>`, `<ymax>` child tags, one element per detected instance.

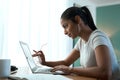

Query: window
<box><xmin>0</xmin><ymin>0</ymin><xmax>73</xmax><ymax>67</ymax></box>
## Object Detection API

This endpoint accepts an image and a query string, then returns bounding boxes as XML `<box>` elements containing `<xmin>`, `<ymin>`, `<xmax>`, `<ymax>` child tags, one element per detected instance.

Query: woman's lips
<box><xmin>68</xmin><ymin>33</ymin><xmax>71</xmax><ymax>37</ymax></box>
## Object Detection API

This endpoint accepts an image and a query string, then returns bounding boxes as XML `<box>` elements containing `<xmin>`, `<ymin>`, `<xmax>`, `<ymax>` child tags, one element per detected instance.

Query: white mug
<box><xmin>0</xmin><ymin>59</ymin><xmax>10</xmax><ymax>78</ymax></box>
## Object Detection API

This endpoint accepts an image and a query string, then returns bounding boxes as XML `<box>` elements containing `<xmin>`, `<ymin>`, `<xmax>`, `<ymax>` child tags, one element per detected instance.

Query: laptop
<box><xmin>19</xmin><ymin>41</ymin><xmax>64</xmax><ymax>74</ymax></box>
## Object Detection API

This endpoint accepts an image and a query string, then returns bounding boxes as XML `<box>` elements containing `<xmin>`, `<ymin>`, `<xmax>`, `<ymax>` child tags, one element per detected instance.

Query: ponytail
<box><xmin>81</xmin><ymin>6</ymin><xmax>97</xmax><ymax>30</ymax></box>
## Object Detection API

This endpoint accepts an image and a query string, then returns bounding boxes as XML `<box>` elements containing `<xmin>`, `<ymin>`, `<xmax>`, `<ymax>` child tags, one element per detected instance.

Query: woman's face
<box><xmin>60</xmin><ymin>19</ymin><xmax>79</xmax><ymax>39</ymax></box>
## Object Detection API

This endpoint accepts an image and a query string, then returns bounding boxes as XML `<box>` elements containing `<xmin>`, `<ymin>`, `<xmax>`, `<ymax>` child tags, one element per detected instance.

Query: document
<box><xmin>10</xmin><ymin>74</ymin><xmax>73</xmax><ymax>80</ymax></box>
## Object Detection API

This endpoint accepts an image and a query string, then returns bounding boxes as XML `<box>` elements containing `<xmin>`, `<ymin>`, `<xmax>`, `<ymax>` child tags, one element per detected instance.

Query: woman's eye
<box><xmin>63</xmin><ymin>24</ymin><xmax>68</xmax><ymax>29</ymax></box>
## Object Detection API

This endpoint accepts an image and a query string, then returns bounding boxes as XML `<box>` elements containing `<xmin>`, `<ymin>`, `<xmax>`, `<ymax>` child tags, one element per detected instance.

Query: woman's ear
<box><xmin>75</xmin><ymin>15</ymin><xmax>81</xmax><ymax>24</ymax></box>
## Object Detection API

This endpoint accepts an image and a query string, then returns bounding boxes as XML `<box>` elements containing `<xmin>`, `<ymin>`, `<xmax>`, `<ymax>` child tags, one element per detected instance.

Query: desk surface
<box><xmin>66</xmin><ymin>75</ymin><xmax>96</xmax><ymax>80</ymax></box>
<box><xmin>0</xmin><ymin>67</ymin><xmax>97</xmax><ymax>80</ymax></box>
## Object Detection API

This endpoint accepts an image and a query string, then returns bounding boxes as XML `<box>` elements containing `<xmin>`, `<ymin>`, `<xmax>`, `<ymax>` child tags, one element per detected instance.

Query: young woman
<box><xmin>32</xmin><ymin>6</ymin><xmax>119</xmax><ymax>80</ymax></box>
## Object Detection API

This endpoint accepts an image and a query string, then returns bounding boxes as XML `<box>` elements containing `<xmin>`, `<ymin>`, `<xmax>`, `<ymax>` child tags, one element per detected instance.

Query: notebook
<box><xmin>19</xmin><ymin>41</ymin><xmax>64</xmax><ymax>74</ymax></box>
<box><xmin>10</xmin><ymin>74</ymin><xmax>73</xmax><ymax>80</ymax></box>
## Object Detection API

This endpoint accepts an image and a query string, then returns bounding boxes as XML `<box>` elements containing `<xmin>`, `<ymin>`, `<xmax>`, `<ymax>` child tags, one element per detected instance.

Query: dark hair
<box><xmin>61</xmin><ymin>6</ymin><xmax>97</xmax><ymax>31</ymax></box>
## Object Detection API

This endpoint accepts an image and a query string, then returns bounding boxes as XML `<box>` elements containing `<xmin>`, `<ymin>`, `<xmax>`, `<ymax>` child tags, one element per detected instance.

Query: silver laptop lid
<box><xmin>19</xmin><ymin>41</ymin><xmax>36</xmax><ymax>70</ymax></box>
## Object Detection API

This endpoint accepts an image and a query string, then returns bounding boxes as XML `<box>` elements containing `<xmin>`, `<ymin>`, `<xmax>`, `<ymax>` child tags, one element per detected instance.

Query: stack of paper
<box><xmin>10</xmin><ymin>74</ymin><xmax>73</xmax><ymax>80</ymax></box>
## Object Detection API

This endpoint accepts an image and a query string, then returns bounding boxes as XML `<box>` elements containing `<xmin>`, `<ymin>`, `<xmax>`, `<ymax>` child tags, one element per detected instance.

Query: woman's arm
<box><xmin>70</xmin><ymin>45</ymin><xmax>112</xmax><ymax>80</ymax></box>
<box><xmin>44</xmin><ymin>49</ymin><xmax>80</xmax><ymax>67</ymax></box>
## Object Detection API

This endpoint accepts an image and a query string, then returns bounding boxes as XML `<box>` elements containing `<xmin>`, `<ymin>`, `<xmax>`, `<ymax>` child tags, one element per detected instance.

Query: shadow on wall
<box><xmin>110</xmin><ymin>30</ymin><xmax>120</xmax><ymax>62</ymax></box>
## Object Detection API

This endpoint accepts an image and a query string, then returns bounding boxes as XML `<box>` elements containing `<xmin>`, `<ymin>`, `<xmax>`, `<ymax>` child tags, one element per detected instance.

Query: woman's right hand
<box><xmin>32</xmin><ymin>50</ymin><xmax>46</xmax><ymax>65</ymax></box>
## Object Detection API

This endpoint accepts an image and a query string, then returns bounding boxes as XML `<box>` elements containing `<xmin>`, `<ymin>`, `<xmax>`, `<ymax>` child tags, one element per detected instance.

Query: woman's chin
<box><xmin>71</xmin><ymin>36</ymin><xmax>76</xmax><ymax>39</ymax></box>
<box><xmin>68</xmin><ymin>35</ymin><xmax>76</xmax><ymax>39</ymax></box>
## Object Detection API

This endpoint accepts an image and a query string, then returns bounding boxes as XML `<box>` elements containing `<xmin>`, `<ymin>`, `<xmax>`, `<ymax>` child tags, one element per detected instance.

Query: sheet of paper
<box><xmin>10</xmin><ymin>74</ymin><xmax>73</xmax><ymax>80</ymax></box>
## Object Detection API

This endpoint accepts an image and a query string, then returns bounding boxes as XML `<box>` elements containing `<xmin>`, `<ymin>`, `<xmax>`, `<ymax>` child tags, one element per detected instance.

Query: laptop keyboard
<box><xmin>34</xmin><ymin>67</ymin><xmax>53</xmax><ymax>74</ymax></box>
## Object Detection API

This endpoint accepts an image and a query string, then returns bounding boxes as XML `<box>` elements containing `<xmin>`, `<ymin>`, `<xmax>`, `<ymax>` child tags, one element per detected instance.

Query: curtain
<box><xmin>0</xmin><ymin>0</ymin><xmax>73</xmax><ymax>67</ymax></box>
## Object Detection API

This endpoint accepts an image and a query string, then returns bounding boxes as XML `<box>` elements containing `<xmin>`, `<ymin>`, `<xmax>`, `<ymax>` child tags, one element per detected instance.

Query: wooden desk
<box><xmin>66</xmin><ymin>75</ymin><xmax>96</xmax><ymax>80</ymax></box>
<box><xmin>0</xmin><ymin>67</ymin><xmax>96</xmax><ymax>80</ymax></box>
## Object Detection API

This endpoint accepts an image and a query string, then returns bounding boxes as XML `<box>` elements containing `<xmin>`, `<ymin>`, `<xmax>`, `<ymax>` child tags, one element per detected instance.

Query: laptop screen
<box><xmin>19</xmin><ymin>41</ymin><xmax>36</xmax><ymax>69</ymax></box>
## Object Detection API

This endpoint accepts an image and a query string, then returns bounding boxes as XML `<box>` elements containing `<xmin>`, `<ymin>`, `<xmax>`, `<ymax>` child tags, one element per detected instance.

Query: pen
<box><xmin>33</xmin><ymin>50</ymin><xmax>42</xmax><ymax>63</ymax></box>
<box><xmin>33</xmin><ymin>43</ymin><xmax>47</xmax><ymax>63</ymax></box>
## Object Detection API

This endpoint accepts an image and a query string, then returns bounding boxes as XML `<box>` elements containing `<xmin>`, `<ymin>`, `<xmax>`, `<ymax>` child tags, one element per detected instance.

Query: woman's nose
<box><xmin>64</xmin><ymin>30</ymin><xmax>68</xmax><ymax>35</ymax></box>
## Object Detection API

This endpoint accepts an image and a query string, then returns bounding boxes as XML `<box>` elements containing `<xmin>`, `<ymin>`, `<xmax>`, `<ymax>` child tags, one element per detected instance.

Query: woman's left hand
<box><xmin>51</xmin><ymin>65</ymin><xmax>72</xmax><ymax>74</ymax></box>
